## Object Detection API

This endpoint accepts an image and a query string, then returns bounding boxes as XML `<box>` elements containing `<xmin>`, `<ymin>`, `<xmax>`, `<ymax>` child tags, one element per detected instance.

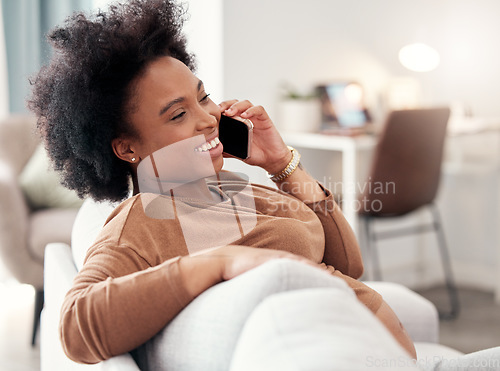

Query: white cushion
<box><xmin>365</xmin><ymin>281</ymin><xmax>439</xmax><ymax>343</ymax></box>
<box><xmin>414</xmin><ymin>342</ymin><xmax>464</xmax><ymax>370</ymax></box>
<box><xmin>229</xmin><ymin>287</ymin><xmax>418</xmax><ymax>371</ymax></box>
<box><xmin>19</xmin><ymin>144</ymin><xmax>84</xmax><ymax>210</ymax></box>
<box><xmin>71</xmin><ymin>198</ymin><xmax>117</xmax><ymax>271</ymax></box>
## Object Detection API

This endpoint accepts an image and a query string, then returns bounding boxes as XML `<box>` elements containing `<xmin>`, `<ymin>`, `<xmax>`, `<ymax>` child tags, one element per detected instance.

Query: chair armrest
<box><xmin>42</xmin><ymin>243</ymin><xmax>140</xmax><ymax>371</ymax></box>
<box><xmin>0</xmin><ymin>163</ymin><xmax>37</xmax><ymax>285</ymax></box>
<box><xmin>364</xmin><ymin>281</ymin><xmax>439</xmax><ymax>343</ymax></box>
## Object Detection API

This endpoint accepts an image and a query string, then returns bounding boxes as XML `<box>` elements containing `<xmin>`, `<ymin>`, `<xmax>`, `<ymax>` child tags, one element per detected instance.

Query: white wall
<box><xmin>183</xmin><ymin>0</ymin><xmax>224</xmax><ymax>103</ymax></box>
<box><xmin>223</xmin><ymin>0</ymin><xmax>500</xmax><ymax>123</ymax></box>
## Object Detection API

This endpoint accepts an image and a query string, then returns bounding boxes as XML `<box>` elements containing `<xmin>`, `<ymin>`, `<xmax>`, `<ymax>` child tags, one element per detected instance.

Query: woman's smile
<box><xmin>194</xmin><ymin>136</ymin><xmax>223</xmax><ymax>158</ymax></box>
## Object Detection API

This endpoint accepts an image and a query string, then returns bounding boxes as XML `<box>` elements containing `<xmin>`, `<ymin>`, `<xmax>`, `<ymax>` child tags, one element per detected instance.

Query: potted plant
<box><xmin>277</xmin><ymin>84</ymin><xmax>321</xmax><ymax>133</ymax></box>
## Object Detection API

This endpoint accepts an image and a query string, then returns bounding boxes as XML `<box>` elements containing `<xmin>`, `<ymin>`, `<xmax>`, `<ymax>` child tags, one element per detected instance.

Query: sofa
<box><xmin>42</xmin><ymin>197</ymin><xmax>482</xmax><ymax>371</ymax></box>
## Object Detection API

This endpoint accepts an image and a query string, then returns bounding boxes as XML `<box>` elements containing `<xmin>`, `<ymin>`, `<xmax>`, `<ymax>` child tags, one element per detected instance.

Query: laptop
<box><xmin>317</xmin><ymin>82</ymin><xmax>372</xmax><ymax>136</ymax></box>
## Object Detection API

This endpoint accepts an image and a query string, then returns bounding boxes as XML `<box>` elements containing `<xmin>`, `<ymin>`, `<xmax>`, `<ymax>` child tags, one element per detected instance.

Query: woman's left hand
<box><xmin>219</xmin><ymin>100</ymin><xmax>291</xmax><ymax>175</ymax></box>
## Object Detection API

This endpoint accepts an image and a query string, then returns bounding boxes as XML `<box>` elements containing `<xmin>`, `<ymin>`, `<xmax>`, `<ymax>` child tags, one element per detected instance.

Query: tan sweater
<box><xmin>60</xmin><ymin>175</ymin><xmax>381</xmax><ymax>363</ymax></box>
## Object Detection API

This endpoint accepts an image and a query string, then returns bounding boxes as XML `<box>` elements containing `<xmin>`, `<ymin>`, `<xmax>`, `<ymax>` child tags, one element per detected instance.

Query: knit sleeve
<box><xmin>322</xmin><ymin>263</ymin><xmax>383</xmax><ymax>313</ymax></box>
<box><xmin>59</xmin><ymin>245</ymin><xmax>194</xmax><ymax>364</ymax></box>
<box><xmin>304</xmin><ymin>185</ymin><xmax>364</xmax><ymax>278</ymax></box>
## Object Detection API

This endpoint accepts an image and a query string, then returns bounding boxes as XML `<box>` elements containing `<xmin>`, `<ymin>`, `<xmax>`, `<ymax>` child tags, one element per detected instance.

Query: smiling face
<box><xmin>112</xmin><ymin>56</ymin><xmax>224</xmax><ymax>175</ymax></box>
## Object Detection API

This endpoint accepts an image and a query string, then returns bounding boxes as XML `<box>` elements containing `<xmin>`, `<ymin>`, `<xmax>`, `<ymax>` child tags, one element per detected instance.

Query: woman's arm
<box><xmin>303</xmin><ymin>186</ymin><xmax>364</xmax><ymax>278</ymax></box>
<box><xmin>219</xmin><ymin>100</ymin><xmax>363</xmax><ymax>277</ymax></box>
<box><xmin>274</xmin><ymin>161</ymin><xmax>328</xmax><ymax>203</ymax></box>
<box><xmin>60</xmin><ymin>243</ymin><xmax>317</xmax><ymax>364</ymax></box>
<box><xmin>60</xmin><ymin>247</ymin><xmax>198</xmax><ymax>364</ymax></box>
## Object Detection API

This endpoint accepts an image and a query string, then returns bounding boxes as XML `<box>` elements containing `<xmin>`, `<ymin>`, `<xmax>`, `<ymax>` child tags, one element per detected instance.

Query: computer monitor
<box><xmin>317</xmin><ymin>82</ymin><xmax>371</xmax><ymax>134</ymax></box>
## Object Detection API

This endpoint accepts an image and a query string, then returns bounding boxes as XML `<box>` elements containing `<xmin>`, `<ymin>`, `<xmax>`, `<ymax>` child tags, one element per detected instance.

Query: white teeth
<box><xmin>195</xmin><ymin>137</ymin><xmax>219</xmax><ymax>152</ymax></box>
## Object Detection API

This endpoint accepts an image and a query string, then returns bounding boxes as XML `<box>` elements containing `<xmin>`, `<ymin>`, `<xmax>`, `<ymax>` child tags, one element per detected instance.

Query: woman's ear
<box><xmin>111</xmin><ymin>137</ymin><xmax>138</xmax><ymax>164</ymax></box>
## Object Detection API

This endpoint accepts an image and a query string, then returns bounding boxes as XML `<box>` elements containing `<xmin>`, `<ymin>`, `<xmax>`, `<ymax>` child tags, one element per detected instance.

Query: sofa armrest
<box><xmin>42</xmin><ymin>243</ymin><xmax>140</xmax><ymax>371</ymax></box>
<box><xmin>364</xmin><ymin>281</ymin><xmax>439</xmax><ymax>343</ymax></box>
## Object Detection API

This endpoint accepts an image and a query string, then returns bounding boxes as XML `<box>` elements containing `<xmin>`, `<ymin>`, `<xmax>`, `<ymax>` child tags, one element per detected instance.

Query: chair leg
<box><xmin>362</xmin><ymin>216</ymin><xmax>383</xmax><ymax>281</ymax></box>
<box><xmin>32</xmin><ymin>289</ymin><xmax>44</xmax><ymax>346</ymax></box>
<box><xmin>430</xmin><ymin>204</ymin><xmax>460</xmax><ymax>320</ymax></box>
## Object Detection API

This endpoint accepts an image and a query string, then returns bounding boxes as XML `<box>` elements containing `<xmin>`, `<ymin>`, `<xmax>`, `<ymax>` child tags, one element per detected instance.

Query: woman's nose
<box><xmin>196</xmin><ymin>110</ymin><xmax>218</xmax><ymax>130</ymax></box>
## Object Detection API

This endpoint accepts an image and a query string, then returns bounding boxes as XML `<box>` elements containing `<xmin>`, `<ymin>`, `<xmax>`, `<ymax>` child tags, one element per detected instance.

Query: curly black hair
<box><xmin>28</xmin><ymin>0</ymin><xmax>196</xmax><ymax>202</ymax></box>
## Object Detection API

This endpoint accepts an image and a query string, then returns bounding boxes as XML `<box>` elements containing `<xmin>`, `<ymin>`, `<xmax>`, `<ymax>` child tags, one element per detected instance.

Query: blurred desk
<box><xmin>283</xmin><ymin>120</ymin><xmax>500</xmax><ymax>235</ymax></box>
<box><xmin>281</xmin><ymin>132</ymin><xmax>376</xmax><ymax>236</ymax></box>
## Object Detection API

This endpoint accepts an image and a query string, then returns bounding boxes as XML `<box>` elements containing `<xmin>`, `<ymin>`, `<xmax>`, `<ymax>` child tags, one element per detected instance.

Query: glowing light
<box><xmin>344</xmin><ymin>83</ymin><xmax>364</xmax><ymax>105</ymax></box>
<box><xmin>398</xmin><ymin>43</ymin><xmax>440</xmax><ymax>72</ymax></box>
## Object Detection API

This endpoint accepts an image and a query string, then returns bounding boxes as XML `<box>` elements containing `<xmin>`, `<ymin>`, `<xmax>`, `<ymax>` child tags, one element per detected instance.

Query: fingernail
<box><xmin>241</xmin><ymin>112</ymin><xmax>248</xmax><ymax>117</ymax></box>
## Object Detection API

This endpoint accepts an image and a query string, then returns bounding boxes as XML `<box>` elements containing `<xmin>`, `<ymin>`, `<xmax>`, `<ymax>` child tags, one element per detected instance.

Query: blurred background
<box><xmin>1</xmin><ymin>0</ymin><xmax>499</xmax><ymax>370</ymax></box>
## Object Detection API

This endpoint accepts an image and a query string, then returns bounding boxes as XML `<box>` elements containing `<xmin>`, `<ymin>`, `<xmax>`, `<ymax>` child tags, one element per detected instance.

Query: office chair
<box><xmin>358</xmin><ymin>107</ymin><xmax>460</xmax><ymax>319</ymax></box>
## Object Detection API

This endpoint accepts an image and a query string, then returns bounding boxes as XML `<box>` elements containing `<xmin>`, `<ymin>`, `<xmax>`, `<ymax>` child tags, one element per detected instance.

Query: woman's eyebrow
<box><xmin>197</xmin><ymin>79</ymin><xmax>204</xmax><ymax>92</ymax></box>
<box><xmin>158</xmin><ymin>79</ymin><xmax>205</xmax><ymax>117</ymax></box>
<box><xmin>159</xmin><ymin>97</ymin><xmax>184</xmax><ymax>117</ymax></box>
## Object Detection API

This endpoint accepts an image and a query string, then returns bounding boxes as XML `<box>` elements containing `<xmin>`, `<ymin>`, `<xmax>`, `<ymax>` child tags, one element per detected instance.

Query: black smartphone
<box><xmin>218</xmin><ymin>115</ymin><xmax>253</xmax><ymax>160</ymax></box>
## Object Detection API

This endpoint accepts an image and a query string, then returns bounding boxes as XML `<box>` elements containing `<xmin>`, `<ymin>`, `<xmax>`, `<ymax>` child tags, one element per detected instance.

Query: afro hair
<box><xmin>28</xmin><ymin>0</ymin><xmax>196</xmax><ymax>202</ymax></box>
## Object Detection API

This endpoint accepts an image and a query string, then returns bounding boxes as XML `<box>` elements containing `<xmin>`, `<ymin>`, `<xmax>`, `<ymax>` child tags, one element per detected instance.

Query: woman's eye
<box><xmin>171</xmin><ymin>112</ymin><xmax>186</xmax><ymax>121</ymax></box>
<box><xmin>200</xmin><ymin>93</ymin><xmax>211</xmax><ymax>103</ymax></box>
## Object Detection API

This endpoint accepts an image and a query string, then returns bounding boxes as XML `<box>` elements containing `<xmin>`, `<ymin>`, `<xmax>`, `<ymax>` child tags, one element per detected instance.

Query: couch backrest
<box><xmin>71</xmin><ymin>198</ymin><xmax>117</xmax><ymax>270</ymax></box>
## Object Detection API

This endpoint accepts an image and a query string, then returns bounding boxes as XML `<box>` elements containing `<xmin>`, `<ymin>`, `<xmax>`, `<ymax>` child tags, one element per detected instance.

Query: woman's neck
<box><xmin>132</xmin><ymin>173</ymin><xmax>218</xmax><ymax>203</ymax></box>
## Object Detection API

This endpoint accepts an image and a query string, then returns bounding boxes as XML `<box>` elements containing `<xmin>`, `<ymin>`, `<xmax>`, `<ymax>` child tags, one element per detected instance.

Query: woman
<box><xmin>28</xmin><ymin>0</ymin><xmax>416</xmax><ymax>365</ymax></box>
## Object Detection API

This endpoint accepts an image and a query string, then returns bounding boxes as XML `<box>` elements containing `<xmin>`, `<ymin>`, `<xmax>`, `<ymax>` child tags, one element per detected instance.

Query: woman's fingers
<box><xmin>240</xmin><ymin>105</ymin><xmax>269</xmax><ymax>121</ymax></box>
<box><xmin>219</xmin><ymin>99</ymin><xmax>270</xmax><ymax>124</ymax></box>
<box><xmin>203</xmin><ymin>245</ymin><xmax>324</xmax><ymax>281</ymax></box>
<box><xmin>218</xmin><ymin>99</ymin><xmax>239</xmax><ymax>112</ymax></box>
<box><xmin>222</xmin><ymin>100</ymin><xmax>255</xmax><ymax>117</ymax></box>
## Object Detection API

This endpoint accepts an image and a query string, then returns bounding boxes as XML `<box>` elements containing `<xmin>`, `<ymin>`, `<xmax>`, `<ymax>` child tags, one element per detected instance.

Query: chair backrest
<box><xmin>0</xmin><ymin>114</ymin><xmax>39</xmax><ymax>174</ymax></box>
<box><xmin>358</xmin><ymin>107</ymin><xmax>450</xmax><ymax>217</ymax></box>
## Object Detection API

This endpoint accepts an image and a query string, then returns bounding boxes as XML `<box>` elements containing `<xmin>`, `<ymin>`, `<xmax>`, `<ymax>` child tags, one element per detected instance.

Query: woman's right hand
<box><xmin>179</xmin><ymin>245</ymin><xmax>324</xmax><ymax>299</ymax></box>
<box><xmin>196</xmin><ymin>245</ymin><xmax>322</xmax><ymax>281</ymax></box>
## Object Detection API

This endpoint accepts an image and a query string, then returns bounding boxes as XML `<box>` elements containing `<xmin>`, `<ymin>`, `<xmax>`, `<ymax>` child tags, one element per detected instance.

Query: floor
<box><xmin>417</xmin><ymin>286</ymin><xmax>500</xmax><ymax>354</ymax></box>
<box><xmin>0</xmin><ymin>280</ymin><xmax>499</xmax><ymax>371</ymax></box>
<box><xmin>0</xmin><ymin>280</ymin><xmax>40</xmax><ymax>371</ymax></box>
